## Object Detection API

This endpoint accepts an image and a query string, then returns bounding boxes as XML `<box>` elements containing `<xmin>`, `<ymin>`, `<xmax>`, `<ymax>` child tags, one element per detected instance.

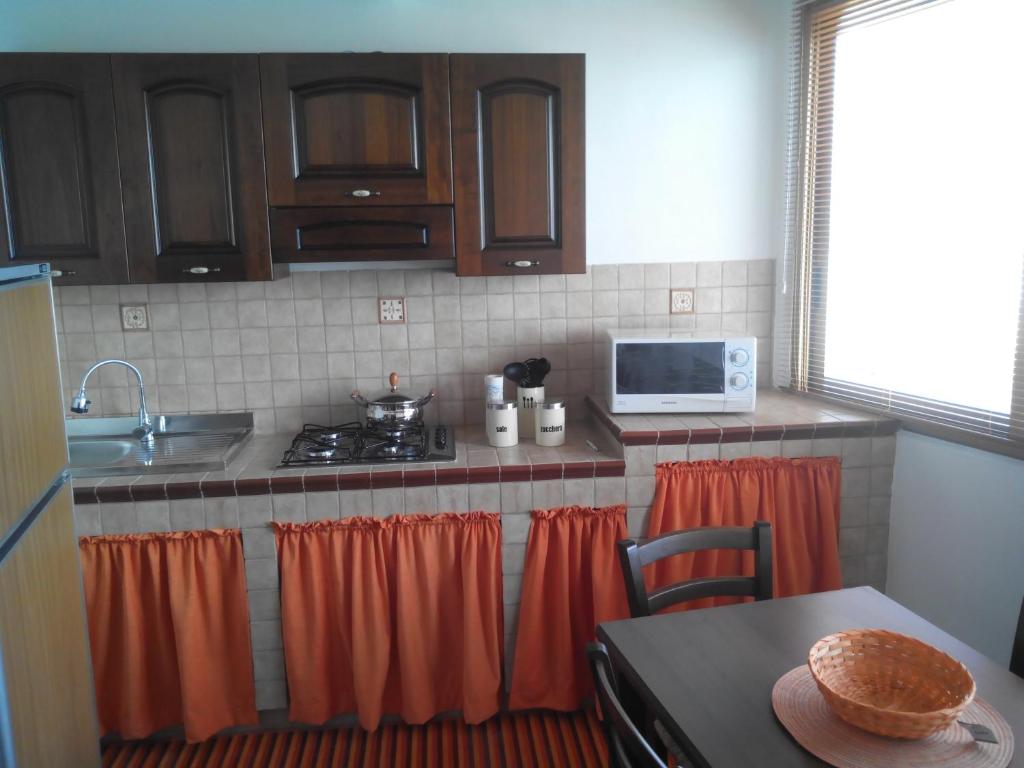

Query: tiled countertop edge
<box><xmin>72</xmin><ymin>459</ymin><xmax>626</xmax><ymax>505</ymax></box>
<box><xmin>584</xmin><ymin>393</ymin><xmax>900</xmax><ymax>446</ymax></box>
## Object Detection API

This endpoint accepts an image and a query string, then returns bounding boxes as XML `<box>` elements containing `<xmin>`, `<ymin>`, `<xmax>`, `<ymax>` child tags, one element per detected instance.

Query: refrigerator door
<box><xmin>0</xmin><ymin>484</ymin><xmax>100</xmax><ymax>768</ymax></box>
<box><xmin>0</xmin><ymin>265</ymin><xmax>68</xmax><ymax>535</ymax></box>
<box><xmin>0</xmin><ymin>264</ymin><xmax>100</xmax><ymax>766</ymax></box>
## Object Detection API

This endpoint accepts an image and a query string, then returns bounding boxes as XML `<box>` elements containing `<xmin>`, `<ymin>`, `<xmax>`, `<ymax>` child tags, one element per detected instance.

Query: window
<box><xmin>787</xmin><ymin>0</ymin><xmax>1024</xmax><ymax>457</ymax></box>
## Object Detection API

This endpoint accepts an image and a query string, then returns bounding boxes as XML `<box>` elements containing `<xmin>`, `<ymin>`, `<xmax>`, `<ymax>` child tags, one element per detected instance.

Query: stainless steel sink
<box><xmin>69</xmin><ymin>439</ymin><xmax>135</xmax><ymax>466</ymax></box>
<box><xmin>66</xmin><ymin>413</ymin><xmax>254</xmax><ymax>477</ymax></box>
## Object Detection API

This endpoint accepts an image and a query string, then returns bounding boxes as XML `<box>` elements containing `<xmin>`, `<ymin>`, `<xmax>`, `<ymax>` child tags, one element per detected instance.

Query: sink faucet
<box><xmin>70</xmin><ymin>359</ymin><xmax>155</xmax><ymax>444</ymax></box>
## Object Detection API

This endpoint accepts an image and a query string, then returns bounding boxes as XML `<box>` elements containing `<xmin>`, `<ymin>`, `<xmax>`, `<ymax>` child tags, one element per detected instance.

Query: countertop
<box><xmin>72</xmin><ymin>388</ymin><xmax>899</xmax><ymax>504</ymax></box>
<box><xmin>587</xmin><ymin>388</ymin><xmax>899</xmax><ymax>446</ymax></box>
<box><xmin>72</xmin><ymin>422</ymin><xmax>625</xmax><ymax>504</ymax></box>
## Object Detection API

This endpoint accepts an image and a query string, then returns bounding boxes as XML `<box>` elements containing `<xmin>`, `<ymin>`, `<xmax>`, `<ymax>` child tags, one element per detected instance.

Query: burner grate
<box><xmin>279</xmin><ymin>421</ymin><xmax>455</xmax><ymax>467</ymax></box>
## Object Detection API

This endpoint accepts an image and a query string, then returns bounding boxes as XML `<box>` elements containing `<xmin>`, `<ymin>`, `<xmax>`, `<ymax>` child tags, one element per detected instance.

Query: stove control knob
<box><xmin>435</xmin><ymin>426</ymin><xmax>447</xmax><ymax>449</ymax></box>
<box><xmin>729</xmin><ymin>348</ymin><xmax>750</xmax><ymax>366</ymax></box>
<box><xmin>730</xmin><ymin>372</ymin><xmax>749</xmax><ymax>390</ymax></box>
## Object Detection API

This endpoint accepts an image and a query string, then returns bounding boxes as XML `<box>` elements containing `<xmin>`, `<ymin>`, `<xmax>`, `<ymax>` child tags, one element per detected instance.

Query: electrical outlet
<box><xmin>378</xmin><ymin>296</ymin><xmax>406</xmax><ymax>324</ymax></box>
<box><xmin>120</xmin><ymin>304</ymin><xmax>149</xmax><ymax>330</ymax></box>
<box><xmin>670</xmin><ymin>289</ymin><xmax>694</xmax><ymax>314</ymax></box>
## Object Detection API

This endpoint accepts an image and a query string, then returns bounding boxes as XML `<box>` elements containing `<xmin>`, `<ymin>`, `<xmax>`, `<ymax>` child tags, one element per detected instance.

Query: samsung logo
<box><xmin>661</xmin><ymin>401</ymin><xmax>677</xmax><ymax>405</ymax></box>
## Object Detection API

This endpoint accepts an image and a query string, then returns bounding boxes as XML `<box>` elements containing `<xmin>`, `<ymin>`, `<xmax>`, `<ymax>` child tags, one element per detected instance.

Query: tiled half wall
<box><xmin>55</xmin><ymin>260</ymin><xmax>774</xmax><ymax>434</ymax></box>
<box><xmin>71</xmin><ymin>429</ymin><xmax>894</xmax><ymax>716</ymax></box>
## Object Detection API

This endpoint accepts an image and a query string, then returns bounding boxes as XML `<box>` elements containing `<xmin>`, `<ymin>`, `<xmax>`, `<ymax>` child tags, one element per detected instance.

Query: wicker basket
<box><xmin>808</xmin><ymin>629</ymin><xmax>976</xmax><ymax>740</ymax></box>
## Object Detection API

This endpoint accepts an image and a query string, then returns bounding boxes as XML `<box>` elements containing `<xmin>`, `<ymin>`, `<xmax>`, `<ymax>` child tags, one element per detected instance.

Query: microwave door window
<box><xmin>616</xmin><ymin>342</ymin><xmax>725</xmax><ymax>395</ymax></box>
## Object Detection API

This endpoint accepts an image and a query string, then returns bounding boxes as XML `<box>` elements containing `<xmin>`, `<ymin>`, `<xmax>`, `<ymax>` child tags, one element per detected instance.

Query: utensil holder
<box><xmin>517</xmin><ymin>386</ymin><xmax>544</xmax><ymax>439</ymax></box>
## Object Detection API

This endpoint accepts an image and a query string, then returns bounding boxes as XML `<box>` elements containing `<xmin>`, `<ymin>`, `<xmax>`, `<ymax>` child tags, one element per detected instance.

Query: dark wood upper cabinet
<box><xmin>270</xmin><ymin>207</ymin><xmax>453</xmax><ymax>263</ymax></box>
<box><xmin>0</xmin><ymin>54</ymin><xmax>128</xmax><ymax>285</ymax></box>
<box><xmin>450</xmin><ymin>54</ymin><xmax>585</xmax><ymax>276</ymax></box>
<box><xmin>111</xmin><ymin>54</ymin><xmax>272</xmax><ymax>282</ymax></box>
<box><xmin>260</xmin><ymin>54</ymin><xmax>453</xmax><ymax>207</ymax></box>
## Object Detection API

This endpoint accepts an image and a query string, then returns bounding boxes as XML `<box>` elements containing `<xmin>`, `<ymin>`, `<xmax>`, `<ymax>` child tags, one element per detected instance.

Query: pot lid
<box><xmin>369</xmin><ymin>372</ymin><xmax>420</xmax><ymax>405</ymax></box>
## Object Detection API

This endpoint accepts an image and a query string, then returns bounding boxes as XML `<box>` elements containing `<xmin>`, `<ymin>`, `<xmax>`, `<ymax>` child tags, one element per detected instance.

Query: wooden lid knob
<box><xmin>389</xmin><ymin>372</ymin><xmax>399</xmax><ymax>391</ymax></box>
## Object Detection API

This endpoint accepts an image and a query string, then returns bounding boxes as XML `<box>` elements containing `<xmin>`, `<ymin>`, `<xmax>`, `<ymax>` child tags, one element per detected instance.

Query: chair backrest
<box><xmin>1012</xmin><ymin>593</ymin><xmax>1024</xmax><ymax>679</ymax></box>
<box><xmin>617</xmin><ymin>521</ymin><xmax>773</xmax><ymax>617</ymax></box>
<box><xmin>586</xmin><ymin>642</ymin><xmax>668</xmax><ymax>768</ymax></box>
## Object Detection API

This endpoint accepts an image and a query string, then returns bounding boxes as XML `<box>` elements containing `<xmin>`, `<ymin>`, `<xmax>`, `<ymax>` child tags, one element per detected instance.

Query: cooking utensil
<box><xmin>351</xmin><ymin>372</ymin><xmax>436</xmax><ymax>428</ymax></box>
<box><xmin>503</xmin><ymin>362</ymin><xmax>529</xmax><ymax>386</ymax></box>
<box><xmin>524</xmin><ymin>357</ymin><xmax>550</xmax><ymax>386</ymax></box>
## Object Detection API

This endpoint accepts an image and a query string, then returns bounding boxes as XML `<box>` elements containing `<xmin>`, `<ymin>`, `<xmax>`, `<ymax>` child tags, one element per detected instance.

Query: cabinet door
<box><xmin>0</xmin><ymin>54</ymin><xmax>128</xmax><ymax>285</ymax></box>
<box><xmin>261</xmin><ymin>54</ymin><xmax>452</xmax><ymax>206</ymax></box>
<box><xmin>271</xmin><ymin>207</ymin><xmax>454</xmax><ymax>263</ymax></box>
<box><xmin>111</xmin><ymin>54</ymin><xmax>272</xmax><ymax>282</ymax></box>
<box><xmin>0</xmin><ymin>484</ymin><xmax>101</xmax><ymax>768</ymax></box>
<box><xmin>451</xmin><ymin>55</ymin><xmax>585</xmax><ymax>277</ymax></box>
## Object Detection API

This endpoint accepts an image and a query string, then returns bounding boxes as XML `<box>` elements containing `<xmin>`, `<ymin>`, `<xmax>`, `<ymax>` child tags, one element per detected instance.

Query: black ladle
<box><xmin>503</xmin><ymin>362</ymin><xmax>529</xmax><ymax>386</ymax></box>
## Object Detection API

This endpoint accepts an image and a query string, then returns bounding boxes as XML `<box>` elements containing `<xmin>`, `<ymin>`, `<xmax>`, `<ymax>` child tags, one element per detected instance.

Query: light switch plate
<box><xmin>670</xmin><ymin>289</ymin><xmax>694</xmax><ymax>314</ymax></box>
<box><xmin>120</xmin><ymin>304</ymin><xmax>149</xmax><ymax>330</ymax></box>
<box><xmin>378</xmin><ymin>296</ymin><xmax>406</xmax><ymax>324</ymax></box>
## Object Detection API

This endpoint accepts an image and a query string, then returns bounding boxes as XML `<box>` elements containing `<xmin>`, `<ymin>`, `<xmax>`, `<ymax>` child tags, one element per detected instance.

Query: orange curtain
<box><xmin>273</xmin><ymin>512</ymin><xmax>503</xmax><ymax>731</ymax></box>
<box><xmin>508</xmin><ymin>505</ymin><xmax>630</xmax><ymax>712</ymax></box>
<box><xmin>79</xmin><ymin>529</ymin><xmax>257</xmax><ymax>743</ymax></box>
<box><xmin>648</xmin><ymin>457</ymin><xmax>843</xmax><ymax>611</ymax></box>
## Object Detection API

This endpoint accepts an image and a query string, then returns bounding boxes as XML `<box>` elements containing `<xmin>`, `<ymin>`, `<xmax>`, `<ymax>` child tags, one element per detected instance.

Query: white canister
<box><xmin>535</xmin><ymin>399</ymin><xmax>566</xmax><ymax>447</ymax></box>
<box><xmin>517</xmin><ymin>386</ymin><xmax>544</xmax><ymax>439</ymax></box>
<box><xmin>484</xmin><ymin>373</ymin><xmax>504</xmax><ymax>403</ymax></box>
<box><xmin>486</xmin><ymin>400</ymin><xmax>519</xmax><ymax>447</ymax></box>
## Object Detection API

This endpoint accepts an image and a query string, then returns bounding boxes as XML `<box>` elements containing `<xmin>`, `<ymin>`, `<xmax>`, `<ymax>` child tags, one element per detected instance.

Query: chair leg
<box><xmin>653</xmin><ymin>719</ymin><xmax>691</xmax><ymax>768</ymax></box>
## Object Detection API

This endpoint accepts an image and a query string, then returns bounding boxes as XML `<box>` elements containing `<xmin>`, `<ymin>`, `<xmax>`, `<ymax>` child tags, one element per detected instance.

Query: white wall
<box><xmin>886</xmin><ymin>430</ymin><xmax>1024</xmax><ymax>665</ymax></box>
<box><xmin>0</xmin><ymin>0</ymin><xmax>790</xmax><ymax>265</ymax></box>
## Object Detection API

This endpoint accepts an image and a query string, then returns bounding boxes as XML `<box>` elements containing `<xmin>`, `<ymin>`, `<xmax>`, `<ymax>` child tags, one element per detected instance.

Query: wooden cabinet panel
<box><xmin>451</xmin><ymin>54</ymin><xmax>585</xmax><ymax>276</ymax></box>
<box><xmin>0</xmin><ymin>54</ymin><xmax>128</xmax><ymax>285</ymax></box>
<box><xmin>0</xmin><ymin>278</ymin><xmax>67</xmax><ymax>534</ymax></box>
<box><xmin>0</xmin><ymin>484</ymin><xmax>100</xmax><ymax>767</ymax></box>
<box><xmin>271</xmin><ymin>207</ymin><xmax>453</xmax><ymax>263</ymax></box>
<box><xmin>261</xmin><ymin>54</ymin><xmax>452</xmax><ymax>206</ymax></box>
<box><xmin>112</xmin><ymin>54</ymin><xmax>272</xmax><ymax>282</ymax></box>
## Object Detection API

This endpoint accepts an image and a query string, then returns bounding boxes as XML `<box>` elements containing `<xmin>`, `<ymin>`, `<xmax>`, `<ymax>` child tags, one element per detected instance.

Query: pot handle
<box><xmin>411</xmin><ymin>388</ymin><xmax>437</xmax><ymax>408</ymax></box>
<box><xmin>350</xmin><ymin>390</ymin><xmax>367</xmax><ymax>405</ymax></box>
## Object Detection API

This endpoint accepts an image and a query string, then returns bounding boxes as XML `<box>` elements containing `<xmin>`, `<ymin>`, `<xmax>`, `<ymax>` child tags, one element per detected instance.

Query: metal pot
<box><xmin>351</xmin><ymin>372</ymin><xmax>436</xmax><ymax>427</ymax></box>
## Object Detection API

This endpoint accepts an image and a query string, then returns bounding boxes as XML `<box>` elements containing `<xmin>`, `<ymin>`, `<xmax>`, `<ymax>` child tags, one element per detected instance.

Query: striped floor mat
<box><xmin>101</xmin><ymin>710</ymin><xmax>608</xmax><ymax>767</ymax></box>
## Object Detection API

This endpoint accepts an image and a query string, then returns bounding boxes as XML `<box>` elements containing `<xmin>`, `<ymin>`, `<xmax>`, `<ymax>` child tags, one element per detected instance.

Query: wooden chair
<box><xmin>587</xmin><ymin>642</ymin><xmax>686</xmax><ymax>768</ymax></box>
<box><xmin>617</xmin><ymin>521</ymin><xmax>773</xmax><ymax>617</ymax></box>
<box><xmin>1011</xmin><ymin>593</ymin><xmax>1024</xmax><ymax>679</ymax></box>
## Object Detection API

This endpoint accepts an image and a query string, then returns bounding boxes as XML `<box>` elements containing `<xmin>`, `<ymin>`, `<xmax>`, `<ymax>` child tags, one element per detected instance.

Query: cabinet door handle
<box><xmin>345</xmin><ymin>189</ymin><xmax>382</xmax><ymax>198</ymax></box>
<box><xmin>505</xmin><ymin>260</ymin><xmax>541</xmax><ymax>269</ymax></box>
<box><xmin>183</xmin><ymin>266</ymin><xmax>221</xmax><ymax>275</ymax></box>
<box><xmin>50</xmin><ymin>269</ymin><xmax>77</xmax><ymax>278</ymax></box>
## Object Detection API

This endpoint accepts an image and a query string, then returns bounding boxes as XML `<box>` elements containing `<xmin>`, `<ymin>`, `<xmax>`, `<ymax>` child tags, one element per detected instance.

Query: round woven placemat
<box><xmin>772</xmin><ymin>666</ymin><xmax>1014</xmax><ymax>768</ymax></box>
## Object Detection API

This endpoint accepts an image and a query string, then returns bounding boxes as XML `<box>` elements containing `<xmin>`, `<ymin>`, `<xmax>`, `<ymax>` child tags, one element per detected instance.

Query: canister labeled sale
<box><xmin>486</xmin><ymin>400</ymin><xmax>518</xmax><ymax>447</ymax></box>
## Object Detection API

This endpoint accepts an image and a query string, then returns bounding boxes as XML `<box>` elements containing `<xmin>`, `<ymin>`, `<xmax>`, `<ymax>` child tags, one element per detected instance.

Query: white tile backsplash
<box><xmin>57</xmin><ymin>261</ymin><xmax>774</xmax><ymax>433</ymax></box>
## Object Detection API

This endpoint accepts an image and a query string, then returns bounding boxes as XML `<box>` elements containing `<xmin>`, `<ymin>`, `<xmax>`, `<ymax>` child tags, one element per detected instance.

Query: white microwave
<box><xmin>607</xmin><ymin>333</ymin><xmax>756</xmax><ymax>413</ymax></box>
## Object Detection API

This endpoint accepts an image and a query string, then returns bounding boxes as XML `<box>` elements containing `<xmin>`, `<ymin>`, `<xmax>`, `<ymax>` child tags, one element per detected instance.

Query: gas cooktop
<box><xmin>279</xmin><ymin>421</ymin><xmax>456</xmax><ymax>467</ymax></box>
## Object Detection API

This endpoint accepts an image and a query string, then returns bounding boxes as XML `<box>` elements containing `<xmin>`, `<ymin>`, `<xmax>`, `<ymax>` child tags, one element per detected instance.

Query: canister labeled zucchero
<box><xmin>535</xmin><ymin>399</ymin><xmax>566</xmax><ymax>447</ymax></box>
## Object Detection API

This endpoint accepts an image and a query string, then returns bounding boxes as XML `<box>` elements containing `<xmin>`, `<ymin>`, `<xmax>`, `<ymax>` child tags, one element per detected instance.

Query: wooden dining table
<box><xmin>597</xmin><ymin>586</ymin><xmax>1024</xmax><ymax>767</ymax></box>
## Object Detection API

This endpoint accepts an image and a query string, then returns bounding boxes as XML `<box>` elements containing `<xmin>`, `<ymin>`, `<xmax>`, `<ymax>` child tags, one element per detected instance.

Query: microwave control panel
<box><xmin>725</xmin><ymin>338</ymin><xmax>756</xmax><ymax>392</ymax></box>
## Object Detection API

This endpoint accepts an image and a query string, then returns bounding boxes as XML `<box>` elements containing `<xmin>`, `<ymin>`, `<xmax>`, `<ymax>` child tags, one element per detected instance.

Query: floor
<box><xmin>101</xmin><ymin>710</ymin><xmax>609</xmax><ymax>767</ymax></box>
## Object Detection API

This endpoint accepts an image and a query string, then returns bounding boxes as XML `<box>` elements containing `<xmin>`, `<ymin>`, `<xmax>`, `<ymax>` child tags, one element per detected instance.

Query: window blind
<box><xmin>777</xmin><ymin>0</ymin><xmax>1024</xmax><ymax>458</ymax></box>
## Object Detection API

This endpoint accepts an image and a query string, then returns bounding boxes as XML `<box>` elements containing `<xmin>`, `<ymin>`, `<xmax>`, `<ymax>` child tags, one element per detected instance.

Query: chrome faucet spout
<box><xmin>71</xmin><ymin>359</ymin><xmax>154</xmax><ymax>444</ymax></box>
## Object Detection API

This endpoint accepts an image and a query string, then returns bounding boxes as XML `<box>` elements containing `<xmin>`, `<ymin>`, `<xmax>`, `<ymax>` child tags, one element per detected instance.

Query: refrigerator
<box><xmin>0</xmin><ymin>264</ymin><xmax>100</xmax><ymax>766</ymax></box>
